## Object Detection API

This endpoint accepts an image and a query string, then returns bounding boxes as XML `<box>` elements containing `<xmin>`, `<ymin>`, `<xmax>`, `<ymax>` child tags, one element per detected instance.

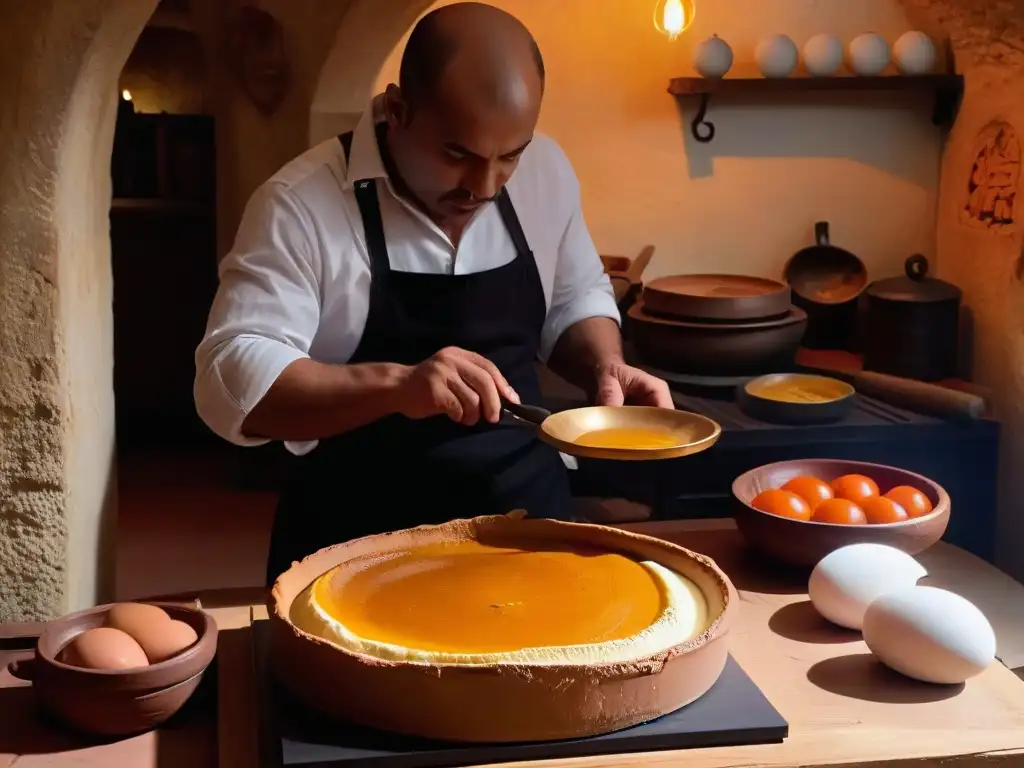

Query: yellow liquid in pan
<box><xmin>312</xmin><ymin>540</ymin><xmax>664</xmax><ymax>653</ymax></box>
<box><xmin>573</xmin><ymin>427</ymin><xmax>679</xmax><ymax>450</ymax></box>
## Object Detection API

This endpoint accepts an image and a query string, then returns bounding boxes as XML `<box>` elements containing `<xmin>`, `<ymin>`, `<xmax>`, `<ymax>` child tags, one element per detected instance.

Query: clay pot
<box><xmin>268</xmin><ymin>515</ymin><xmax>738</xmax><ymax>743</ymax></box>
<box><xmin>732</xmin><ymin>458</ymin><xmax>950</xmax><ymax>568</ymax></box>
<box><xmin>627</xmin><ymin>300</ymin><xmax>807</xmax><ymax>376</ymax></box>
<box><xmin>9</xmin><ymin>602</ymin><xmax>217</xmax><ymax>737</ymax></box>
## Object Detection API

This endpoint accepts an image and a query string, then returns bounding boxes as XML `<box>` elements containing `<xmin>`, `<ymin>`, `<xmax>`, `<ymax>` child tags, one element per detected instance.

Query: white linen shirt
<box><xmin>194</xmin><ymin>102</ymin><xmax>620</xmax><ymax>455</ymax></box>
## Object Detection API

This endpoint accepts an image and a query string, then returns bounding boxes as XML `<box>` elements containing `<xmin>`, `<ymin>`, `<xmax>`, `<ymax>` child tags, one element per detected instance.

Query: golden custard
<box><xmin>291</xmin><ymin>539</ymin><xmax>709</xmax><ymax>665</ymax></box>
<box><xmin>746</xmin><ymin>375</ymin><xmax>852</xmax><ymax>404</ymax></box>
<box><xmin>311</xmin><ymin>541</ymin><xmax>661</xmax><ymax>653</ymax></box>
<box><xmin>573</xmin><ymin>427</ymin><xmax>679</xmax><ymax>450</ymax></box>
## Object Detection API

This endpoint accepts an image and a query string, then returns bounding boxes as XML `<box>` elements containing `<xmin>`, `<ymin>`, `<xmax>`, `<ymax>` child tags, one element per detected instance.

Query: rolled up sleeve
<box><xmin>539</xmin><ymin>169</ymin><xmax>621</xmax><ymax>362</ymax></box>
<box><xmin>194</xmin><ymin>183</ymin><xmax>321</xmax><ymax>446</ymax></box>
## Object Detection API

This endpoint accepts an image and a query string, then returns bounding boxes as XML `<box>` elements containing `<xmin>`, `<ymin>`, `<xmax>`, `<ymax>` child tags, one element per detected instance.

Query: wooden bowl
<box><xmin>642</xmin><ymin>274</ymin><xmax>791</xmax><ymax>321</ymax></box>
<box><xmin>269</xmin><ymin>514</ymin><xmax>738</xmax><ymax>743</ymax></box>
<box><xmin>627</xmin><ymin>301</ymin><xmax>807</xmax><ymax>376</ymax></box>
<box><xmin>13</xmin><ymin>602</ymin><xmax>218</xmax><ymax>736</ymax></box>
<box><xmin>732</xmin><ymin>459</ymin><xmax>950</xmax><ymax>568</ymax></box>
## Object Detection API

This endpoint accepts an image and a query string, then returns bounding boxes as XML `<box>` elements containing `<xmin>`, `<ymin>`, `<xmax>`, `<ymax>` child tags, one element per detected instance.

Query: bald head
<box><xmin>398</xmin><ymin>2</ymin><xmax>545</xmax><ymax>114</ymax></box>
<box><xmin>381</xmin><ymin>3</ymin><xmax>545</xmax><ymax>230</ymax></box>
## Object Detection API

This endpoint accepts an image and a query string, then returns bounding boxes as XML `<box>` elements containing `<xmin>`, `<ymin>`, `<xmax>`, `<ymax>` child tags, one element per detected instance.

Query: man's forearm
<box><xmin>547</xmin><ymin>317</ymin><xmax>625</xmax><ymax>397</ymax></box>
<box><xmin>241</xmin><ymin>358</ymin><xmax>408</xmax><ymax>441</ymax></box>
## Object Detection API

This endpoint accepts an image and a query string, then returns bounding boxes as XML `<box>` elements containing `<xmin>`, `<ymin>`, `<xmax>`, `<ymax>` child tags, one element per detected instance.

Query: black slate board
<box><xmin>253</xmin><ymin>621</ymin><xmax>788</xmax><ymax>768</ymax></box>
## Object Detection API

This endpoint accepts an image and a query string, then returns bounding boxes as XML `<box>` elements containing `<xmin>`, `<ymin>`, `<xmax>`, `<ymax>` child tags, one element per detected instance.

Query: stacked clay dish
<box><xmin>732</xmin><ymin>458</ymin><xmax>950</xmax><ymax>567</ymax></box>
<box><xmin>626</xmin><ymin>274</ymin><xmax>807</xmax><ymax>377</ymax></box>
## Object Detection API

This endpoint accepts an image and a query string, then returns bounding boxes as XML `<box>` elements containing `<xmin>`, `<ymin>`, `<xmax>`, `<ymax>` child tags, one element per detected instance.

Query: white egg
<box><xmin>694</xmin><ymin>35</ymin><xmax>734</xmax><ymax>79</ymax></box>
<box><xmin>863</xmin><ymin>586</ymin><xmax>996</xmax><ymax>684</ymax></box>
<box><xmin>809</xmin><ymin>543</ymin><xmax>927</xmax><ymax>630</ymax></box>
<box><xmin>755</xmin><ymin>34</ymin><xmax>798</xmax><ymax>79</ymax></box>
<box><xmin>803</xmin><ymin>34</ymin><xmax>844</xmax><ymax>77</ymax></box>
<box><xmin>848</xmin><ymin>33</ymin><xmax>891</xmax><ymax>76</ymax></box>
<box><xmin>893</xmin><ymin>31</ymin><xmax>936</xmax><ymax>75</ymax></box>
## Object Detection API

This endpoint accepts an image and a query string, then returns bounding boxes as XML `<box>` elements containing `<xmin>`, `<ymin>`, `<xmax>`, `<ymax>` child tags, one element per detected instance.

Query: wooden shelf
<box><xmin>667</xmin><ymin>73</ymin><xmax>965</xmax><ymax>143</ymax></box>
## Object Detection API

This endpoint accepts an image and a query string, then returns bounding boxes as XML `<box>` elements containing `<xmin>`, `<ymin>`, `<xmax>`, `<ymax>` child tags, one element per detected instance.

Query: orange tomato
<box><xmin>751</xmin><ymin>489</ymin><xmax>812</xmax><ymax>521</ymax></box>
<box><xmin>884</xmin><ymin>485</ymin><xmax>934</xmax><ymax>518</ymax></box>
<box><xmin>781</xmin><ymin>476</ymin><xmax>833</xmax><ymax>510</ymax></box>
<box><xmin>831</xmin><ymin>474</ymin><xmax>880</xmax><ymax>504</ymax></box>
<box><xmin>861</xmin><ymin>496</ymin><xmax>909</xmax><ymax>524</ymax></box>
<box><xmin>811</xmin><ymin>498</ymin><xmax>867</xmax><ymax>525</ymax></box>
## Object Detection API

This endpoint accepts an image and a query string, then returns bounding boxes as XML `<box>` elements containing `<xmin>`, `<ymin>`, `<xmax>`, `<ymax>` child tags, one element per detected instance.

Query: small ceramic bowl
<box><xmin>736</xmin><ymin>373</ymin><xmax>855</xmax><ymax>425</ymax></box>
<box><xmin>732</xmin><ymin>458</ymin><xmax>950</xmax><ymax>568</ymax></box>
<box><xmin>9</xmin><ymin>602</ymin><xmax>217</xmax><ymax>737</ymax></box>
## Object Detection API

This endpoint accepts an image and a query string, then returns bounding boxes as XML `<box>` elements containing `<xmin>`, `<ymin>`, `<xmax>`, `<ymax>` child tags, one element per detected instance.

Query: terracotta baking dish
<box><xmin>268</xmin><ymin>514</ymin><xmax>738</xmax><ymax>743</ymax></box>
<box><xmin>732</xmin><ymin>458</ymin><xmax>950</xmax><ymax>568</ymax></box>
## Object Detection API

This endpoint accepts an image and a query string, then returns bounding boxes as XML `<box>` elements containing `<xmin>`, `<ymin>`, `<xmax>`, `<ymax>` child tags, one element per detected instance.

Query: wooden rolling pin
<box><xmin>803</xmin><ymin>366</ymin><xmax>988</xmax><ymax>421</ymax></box>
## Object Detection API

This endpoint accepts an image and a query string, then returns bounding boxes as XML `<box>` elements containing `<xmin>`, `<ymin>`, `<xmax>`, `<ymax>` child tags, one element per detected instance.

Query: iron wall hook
<box><xmin>691</xmin><ymin>93</ymin><xmax>715</xmax><ymax>143</ymax></box>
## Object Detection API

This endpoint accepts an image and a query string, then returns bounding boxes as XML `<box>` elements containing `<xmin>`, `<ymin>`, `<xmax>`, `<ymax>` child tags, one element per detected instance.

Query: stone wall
<box><xmin>0</xmin><ymin>0</ymin><xmax>157</xmax><ymax>622</ymax></box>
<box><xmin>900</xmin><ymin>0</ymin><xmax>1024</xmax><ymax>577</ymax></box>
<box><xmin>0</xmin><ymin>0</ymin><xmax>357</xmax><ymax>621</ymax></box>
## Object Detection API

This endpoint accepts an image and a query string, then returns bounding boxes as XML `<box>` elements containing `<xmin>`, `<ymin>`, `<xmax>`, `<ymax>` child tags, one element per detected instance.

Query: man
<box><xmin>194</xmin><ymin>2</ymin><xmax>673</xmax><ymax>585</ymax></box>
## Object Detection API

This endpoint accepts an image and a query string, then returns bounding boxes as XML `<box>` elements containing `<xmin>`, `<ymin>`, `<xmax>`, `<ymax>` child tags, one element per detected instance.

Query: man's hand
<box><xmin>396</xmin><ymin>347</ymin><xmax>519</xmax><ymax>426</ymax></box>
<box><xmin>593</xmin><ymin>361</ymin><xmax>674</xmax><ymax>409</ymax></box>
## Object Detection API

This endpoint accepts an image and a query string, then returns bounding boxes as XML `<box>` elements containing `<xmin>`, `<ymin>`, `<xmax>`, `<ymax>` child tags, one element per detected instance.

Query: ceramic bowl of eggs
<box><xmin>732</xmin><ymin>458</ymin><xmax>949</xmax><ymax>568</ymax></box>
<box><xmin>16</xmin><ymin>601</ymin><xmax>217</xmax><ymax>736</ymax></box>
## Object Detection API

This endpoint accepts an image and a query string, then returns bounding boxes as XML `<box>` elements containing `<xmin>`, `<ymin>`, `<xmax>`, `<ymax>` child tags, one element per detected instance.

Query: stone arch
<box><xmin>1</xmin><ymin>0</ymin><xmax>419</xmax><ymax>622</ymax></box>
<box><xmin>309</xmin><ymin>0</ymin><xmax>434</xmax><ymax>145</ymax></box>
<box><xmin>0</xmin><ymin>0</ymin><xmax>159</xmax><ymax>621</ymax></box>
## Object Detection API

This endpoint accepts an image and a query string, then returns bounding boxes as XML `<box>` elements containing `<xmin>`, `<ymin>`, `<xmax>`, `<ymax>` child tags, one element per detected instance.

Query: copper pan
<box><xmin>501</xmin><ymin>400</ymin><xmax>721</xmax><ymax>461</ymax></box>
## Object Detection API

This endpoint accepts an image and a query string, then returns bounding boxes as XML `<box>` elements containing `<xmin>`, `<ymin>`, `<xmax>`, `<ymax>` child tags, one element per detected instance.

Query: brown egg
<box><xmin>104</xmin><ymin>602</ymin><xmax>172</xmax><ymax>640</ymax></box>
<box><xmin>132</xmin><ymin>619</ymin><xmax>199</xmax><ymax>663</ymax></box>
<box><xmin>60</xmin><ymin>627</ymin><xmax>149</xmax><ymax>670</ymax></box>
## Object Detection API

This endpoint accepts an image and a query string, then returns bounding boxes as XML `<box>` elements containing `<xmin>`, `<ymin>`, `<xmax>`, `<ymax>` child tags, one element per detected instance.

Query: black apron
<box><xmin>264</xmin><ymin>129</ymin><xmax>572</xmax><ymax>585</ymax></box>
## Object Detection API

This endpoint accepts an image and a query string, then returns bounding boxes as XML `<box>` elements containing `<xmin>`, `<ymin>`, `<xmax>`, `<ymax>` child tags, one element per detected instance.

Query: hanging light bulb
<box><xmin>121</xmin><ymin>89</ymin><xmax>132</xmax><ymax>102</ymax></box>
<box><xmin>653</xmin><ymin>0</ymin><xmax>695</xmax><ymax>40</ymax></box>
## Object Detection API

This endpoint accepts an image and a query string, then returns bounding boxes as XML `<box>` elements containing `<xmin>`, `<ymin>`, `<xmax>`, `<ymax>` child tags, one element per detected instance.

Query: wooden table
<box><xmin>5</xmin><ymin>520</ymin><xmax>1024</xmax><ymax>768</ymax></box>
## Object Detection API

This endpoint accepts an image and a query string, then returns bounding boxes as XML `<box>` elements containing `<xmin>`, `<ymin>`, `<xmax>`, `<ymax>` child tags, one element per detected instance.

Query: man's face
<box><xmin>384</xmin><ymin>85</ymin><xmax>541</xmax><ymax>226</ymax></box>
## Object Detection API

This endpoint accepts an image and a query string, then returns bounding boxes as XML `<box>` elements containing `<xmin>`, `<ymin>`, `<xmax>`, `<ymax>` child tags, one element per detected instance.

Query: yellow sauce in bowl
<box><xmin>745</xmin><ymin>375</ymin><xmax>853</xmax><ymax>404</ymax></box>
